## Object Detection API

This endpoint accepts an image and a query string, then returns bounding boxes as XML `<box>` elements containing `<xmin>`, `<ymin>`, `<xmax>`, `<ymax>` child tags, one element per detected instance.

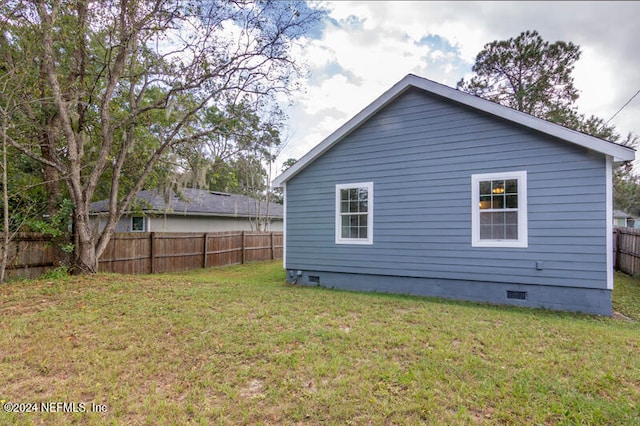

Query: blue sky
<box><xmin>277</xmin><ymin>1</ymin><xmax>640</xmax><ymax>165</ymax></box>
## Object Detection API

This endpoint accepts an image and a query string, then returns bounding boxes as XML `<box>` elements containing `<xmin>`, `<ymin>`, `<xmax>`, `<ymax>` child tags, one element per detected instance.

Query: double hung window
<box><xmin>335</xmin><ymin>182</ymin><xmax>373</xmax><ymax>245</ymax></box>
<box><xmin>471</xmin><ymin>171</ymin><xmax>527</xmax><ymax>248</ymax></box>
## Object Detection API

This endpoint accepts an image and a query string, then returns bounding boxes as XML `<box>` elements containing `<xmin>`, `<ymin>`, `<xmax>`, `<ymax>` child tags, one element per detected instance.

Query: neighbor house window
<box><xmin>336</xmin><ymin>182</ymin><xmax>373</xmax><ymax>245</ymax></box>
<box><xmin>472</xmin><ymin>171</ymin><xmax>527</xmax><ymax>248</ymax></box>
<box><xmin>131</xmin><ymin>216</ymin><xmax>146</xmax><ymax>232</ymax></box>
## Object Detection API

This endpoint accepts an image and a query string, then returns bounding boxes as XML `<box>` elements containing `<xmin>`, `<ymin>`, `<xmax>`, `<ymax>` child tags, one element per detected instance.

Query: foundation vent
<box><xmin>507</xmin><ymin>290</ymin><xmax>527</xmax><ymax>300</ymax></box>
<box><xmin>309</xmin><ymin>276</ymin><xmax>320</xmax><ymax>283</ymax></box>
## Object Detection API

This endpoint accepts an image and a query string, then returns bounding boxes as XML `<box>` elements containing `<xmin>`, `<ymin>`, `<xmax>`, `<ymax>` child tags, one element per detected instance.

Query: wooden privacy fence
<box><xmin>98</xmin><ymin>231</ymin><xmax>283</xmax><ymax>274</ymax></box>
<box><xmin>613</xmin><ymin>227</ymin><xmax>640</xmax><ymax>276</ymax></box>
<box><xmin>2</xmin><ymin>231</ymin><xmax>282</xmax><ymax>279</ymax></box>
<box><xmin>8</xmin><ymin>229</ymin><xmax>640</xmax><ymax>277</ymax></box>
<box><xmin>1</xmin><ymin>233</ymin><xmax>67</xmax><ymax>280</ymax></box>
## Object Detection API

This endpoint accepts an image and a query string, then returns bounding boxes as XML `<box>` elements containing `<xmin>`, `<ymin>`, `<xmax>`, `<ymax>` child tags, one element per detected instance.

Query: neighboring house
<box><xmin>90</xmin><ymin>188</ymin><xmax>283</xmax><ymax>233</ymax></box>
<box><xmin>272</xmin><ymin>74</ymin><xmax>635</xmax><ymax>316</ymax></box>
<box><xmin>613</xmin><ymin>209</ymin><xmax>638</xmax><ymax>228</ymax></box>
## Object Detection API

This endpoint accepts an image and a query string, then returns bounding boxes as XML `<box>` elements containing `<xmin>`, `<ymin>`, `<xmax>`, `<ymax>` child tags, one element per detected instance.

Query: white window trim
<box><xmin>471</xmin><ymin>171</ymin><xmax>528</xmax><ymax>248</ymax></box>
<box><xmin>335</xmin><ymin>182</ymin><xmax>373</xmax><ymax>245</ymax></box>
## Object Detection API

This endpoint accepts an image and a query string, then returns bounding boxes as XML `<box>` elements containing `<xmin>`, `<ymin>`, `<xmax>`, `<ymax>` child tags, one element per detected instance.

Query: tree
<box><xmin>1</xmin><ymin>0</ymin><xmax>322</xmax><ymax>273</ymax></box>
<box><xmin>457</xmin><ymin>30</ymin><xmax>581</xmax><ymax>126</ymax></box>
<box><xmin>165</xmin><ymin>101</ymin><xmax>285</xmax><ymax>230</ymax></box>
<box><xmin>458</xmin><ymin>30</ymin><xmax>638</xmax><ymax>213</ymax></box>
<box><xmin>0</xmin><ymin>58</ymin><xmax>57</xmax><ymax>282</ymax></box>
<box><xmin>0</xmin><ymin>77</ymin><xmax>13</xmax><ymax>283</ymax></box>
<box><xmin>281</xmin><ymin>158</ymin><xmax>298</xmax><ymax>171</ymax></box>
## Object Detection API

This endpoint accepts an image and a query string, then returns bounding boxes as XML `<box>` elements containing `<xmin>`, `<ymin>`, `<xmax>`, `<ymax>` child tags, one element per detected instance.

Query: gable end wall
<box><xmin>285</xmin><ymin>88</ymin><xmax>611</xmax><ymax>314</ymax></box>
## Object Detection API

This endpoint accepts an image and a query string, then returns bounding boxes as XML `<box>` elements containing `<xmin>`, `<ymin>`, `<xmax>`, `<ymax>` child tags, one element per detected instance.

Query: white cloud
<box><xmin>278</xmin><ymin>1</ymin><xmax>640</xmax><ymax>165</ymax></box>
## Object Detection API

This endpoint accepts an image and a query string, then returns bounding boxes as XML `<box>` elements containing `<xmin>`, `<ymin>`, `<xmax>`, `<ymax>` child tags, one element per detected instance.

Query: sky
<box><xmin>277</xmin><ymin>1</ymin><xmax>640</xmax><ymax>165</ymax></box>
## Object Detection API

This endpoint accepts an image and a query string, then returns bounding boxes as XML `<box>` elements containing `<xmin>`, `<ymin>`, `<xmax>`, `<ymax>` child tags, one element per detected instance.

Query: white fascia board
<box><xmin>272</xmin><ymin>74</ymin><xmax>635</xmax><ymax>187</ymax></box>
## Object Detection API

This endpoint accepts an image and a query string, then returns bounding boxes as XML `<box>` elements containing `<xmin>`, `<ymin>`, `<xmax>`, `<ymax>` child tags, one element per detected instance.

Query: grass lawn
<box><xmin>1</xmin><ymin>262</ymin><xmax>639</xmax><ymax>425</ymax></box>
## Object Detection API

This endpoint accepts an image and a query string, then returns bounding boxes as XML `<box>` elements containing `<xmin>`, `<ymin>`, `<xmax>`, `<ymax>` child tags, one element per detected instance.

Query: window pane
<box><xmin>505</xmin><ymin>179</ymin><xmax>518</xmax><ymax>194</ymax></box>
<box><xmin>506</xmin><ymin>195</ymin><xmax>518</xmax><ymax>208</ymax></box>
<box><xmin>341</xmin><ymin>226</ymin><xmax>350</xmax><ymax>239</ymax></box>
<box><xmin>480</xmin><ymin>225</ymin><xmax>492</xmax><ymax>239</ymax></box>
<box><xmin>349</xmin><ymin>201</ymin><xmax>359</xmax><ymax>212</ymax></box>
<box><xmin>349</xmin><ymin>188</ymin><xmax>358</xmax><ymax>201</ymax></box>
<box><xmin>492</xmin><ymin>180</ymin><xmax>505</xmax><ymax>195</ymax></box>
<box><xmin>480</xmin><ymin>212</ymin><xmax>492</xmax><ymax>225</ymax></box>
<box><xmin>341</xmin><ymin>189</ymin><xmax>349</xmax><ymax>202</ymax></box>
<box><xmin>505</xmin><ymin>211</ymin><xmax>518</xmax><ymax>224</ymax></box>
<box><xmin>479</xmin><ymin>196</ymin><xmax>491</xmax><ymax>210</ymax></box>
<box><xmin>506</xmin><ymin>225</ymin><xmax>518</xmax><ymax>239</ymax></box>
<box><xmin>359</xmin><ymin>200</ymin><xmax>368</xmax><ymax>212</ymax></box>
<box><xmin>341</xmin><ymin>201</ymin><xmax>349</xmax><ymax>213</ymax></box>
<box><xmin>492</xmin><ymin>195</ymin><xmax>504</xmax><ymax>209</ymax></box>
<box><xmin>360</xmin><ymin>227</ymin><xmax>367</xmax><ymax>239</ymax></box>
<box><xmin>479</xmin><ymin>181</ymin><xmax>491</xmax><ymax>195</ymax></box>
<box><xmin>493</xmin><ymin>224</ymin><xmax>505</xmax><ymax>239</ymax></box>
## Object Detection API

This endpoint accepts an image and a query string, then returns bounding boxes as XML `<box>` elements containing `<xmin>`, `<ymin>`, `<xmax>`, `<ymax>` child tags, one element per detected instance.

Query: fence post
<box><xmin>614</xmin><ymin>228</ymin><xmax>620</xmax><ymax>271</ymax></box>
<box><xmin>150</xmin><ymin>232</ymin><xmax>156</xmax><ymax>274</ymax></box>
<box><xmin>203</xmin><ymin>233</ymin><xmax>208</xmax><ymax>269</ymax></box>
<box><xmin>241</xmin><ymin>231</ymin><xmax>246</xmax><ymax>264</ymax></box>
<box><xmin>270</xmin><ymin>232</ymin><xmax>274</xmax><ymax>260</ymax></box>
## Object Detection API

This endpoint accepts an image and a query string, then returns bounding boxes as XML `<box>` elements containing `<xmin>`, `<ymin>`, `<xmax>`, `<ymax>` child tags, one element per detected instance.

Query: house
<box><xmin>272</xmin><ymin>74</ymin><xmax>635</xmax><ymax>316</ymax></box>
<box><xmin>613</xmin><ymin>210</ymin><xmax>638</xmax><ymax>228</ymax></box>
<box><xmin>90</xmin><ymin>188</ymin><xmax>283</xmax><ymax>233</ymax></box>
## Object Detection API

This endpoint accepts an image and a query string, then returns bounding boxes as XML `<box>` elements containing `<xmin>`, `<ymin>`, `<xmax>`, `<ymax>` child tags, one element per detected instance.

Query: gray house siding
<box><xmin>284</xmin><ymin>88</ymin><xmax>611</xmax><ymax>314</ymax></box>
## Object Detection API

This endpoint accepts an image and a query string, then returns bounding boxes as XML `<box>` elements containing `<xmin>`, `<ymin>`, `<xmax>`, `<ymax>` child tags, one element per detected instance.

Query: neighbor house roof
<box><xmin>614</xmin><ymin>210</ymin><xmax>635</xmax><ymax>219</ymax></box>
<box><xmin>90</xmin><ymin>188</ymin><xmax>283</xmax><ymax>219</ymax></box>
<box><xmin>273</xmin><ymin>74</ymin><xmax>635</xmax><ymax>187</ymax></box>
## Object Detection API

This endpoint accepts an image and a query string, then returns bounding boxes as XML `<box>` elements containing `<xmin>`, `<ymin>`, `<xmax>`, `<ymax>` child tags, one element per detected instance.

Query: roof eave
<box><xmin>89</xmin><ymin>210</ymin><xmax>283</xmax><ymax>219</ymax></box>
<box><xmin>272</xmin><ymin>74</ymin><xmax>635</xmax><ymax>187</ymax></box>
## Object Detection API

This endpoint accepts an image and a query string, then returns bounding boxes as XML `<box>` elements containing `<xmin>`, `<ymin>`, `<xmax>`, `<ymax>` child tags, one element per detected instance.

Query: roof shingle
<box><xmin>90</xmin><ymin>188</ymin><xmax>283</xmax><ymax>218</ymax></box>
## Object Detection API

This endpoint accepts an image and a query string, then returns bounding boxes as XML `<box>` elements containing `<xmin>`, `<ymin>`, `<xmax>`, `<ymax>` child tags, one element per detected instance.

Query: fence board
<box><xmin>1</xmin><ymin>233</ymin><xmax>66</xmax><ymax>280</ymax></box>
<box><xmin>613</xmin><ymin>227</ymin><xmax>640</xmax><ymax>276</ymax></box>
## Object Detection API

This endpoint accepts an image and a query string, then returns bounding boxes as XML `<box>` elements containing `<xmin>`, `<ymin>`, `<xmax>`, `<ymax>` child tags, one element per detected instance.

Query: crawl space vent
<box><xmin>309</xmin><ymin>276</ymin><xmax>320</xmax><ymax>283</ymax></box>
<box><xmin>506</xmin><ymin>290</ymin><xmax>527</xmax><ymax>300</ymax></box>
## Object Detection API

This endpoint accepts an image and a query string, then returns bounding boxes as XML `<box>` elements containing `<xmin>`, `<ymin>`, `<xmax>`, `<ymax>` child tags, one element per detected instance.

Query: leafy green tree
<box><xmin>281</xmin><ymin>158</ymin><xmax>298</xmax><ymax>172</ymax></box>
<box><xmin>2</xmin><ymin>0</ymin><xmax>322</xmax><ymax>273</ymax></box>
<box><xmin>458</xmin><ymin>30</ymin><xmax>581</xmax><ymax>126</ymax></box>
<box><xmin>459</xmin><ymin>30</ymin><xmax>638</xmax><ymax>215</ymax></box>
<box><xmin>168</xmin><ymin>100</ymin><xmax>286</xmax><ymax>229</ymax></box>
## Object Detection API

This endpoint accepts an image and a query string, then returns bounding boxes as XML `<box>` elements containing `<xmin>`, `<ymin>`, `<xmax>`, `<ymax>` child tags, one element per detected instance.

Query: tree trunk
<box><xmin>1</xmin><ymin>115</ymin><xmax>9</xmax><ymax>283</ymax></box>
<box><xmin>40</xmin><ymin>122</ymin><xmax>62</xmax><ymax>215</ymax></box>
<box><xmin>39</xmin><ymin>61</ymin><xmax>62</xmax><ymax>216</ymax></box>
<box><xmin>70</xmin><ymin>208</ymin><xmax>97</xmax><ymax>274</ymax></box>
<box><xmin>72</xmin><ymin>240</ymin><xmax>97</xmax><ymax>274</ymax></box>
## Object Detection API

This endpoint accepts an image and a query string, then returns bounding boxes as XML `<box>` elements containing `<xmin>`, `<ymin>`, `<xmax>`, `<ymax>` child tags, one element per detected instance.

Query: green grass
<box><xmin>1</xmin><ymin>262</ymin><xmax>639</xmax><ymax>425</ymax></box>
<box><xmin>614</xmin><ymin>271</ymin><xmax>640</xmax><ymax>320</ymax></box>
